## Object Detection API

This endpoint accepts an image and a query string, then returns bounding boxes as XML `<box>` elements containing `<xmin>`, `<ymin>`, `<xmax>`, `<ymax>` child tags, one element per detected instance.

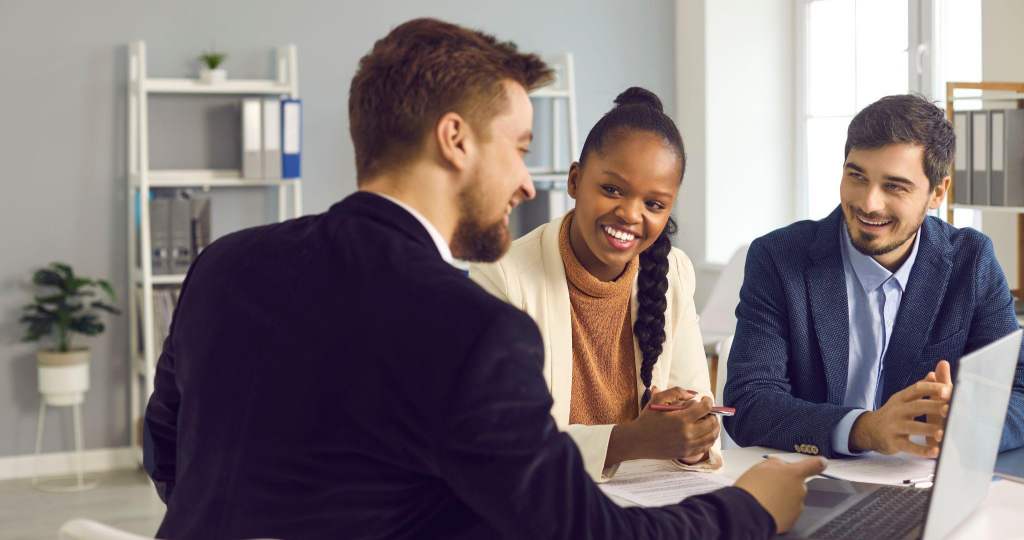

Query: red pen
<box><xmin>649</xmin><ymin>403</ymin><xmax>736</xmax><ymax>416</ymax></box>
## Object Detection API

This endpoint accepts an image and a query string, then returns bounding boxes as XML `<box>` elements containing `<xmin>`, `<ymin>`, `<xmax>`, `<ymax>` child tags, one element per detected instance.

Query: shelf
<box><xmin>533</xmin><ymin>173</ymin><xmax>568</xmax><ymax>191</ymax></box>
<box><xmin>134</xmin><ymin>274</ymin><xmax>186</xmax><ymax>286</ymax></box>
<box><xmin>133</xmin><ymin>169</ymin><xmax>300</xmax><ymax>188</ymax></box>
<box><xmin>530</xmin><ymin>88</ymin><xmax>571</xmax><ymax>99</ymax></box>
<box><xmin>143</xmin><ymin>78</ymin><xmax>292</xmax><ymax>95</ymax></box>
<box><xmin>951</xmin><ymin>204</ymin><xmax>1024</xmax><ymax>214</ymax></box>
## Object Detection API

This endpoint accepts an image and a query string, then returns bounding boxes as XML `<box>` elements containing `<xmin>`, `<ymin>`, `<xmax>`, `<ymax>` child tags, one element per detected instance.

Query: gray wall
<box><xmin>0</xmin><ymin>0</ymin><xmax>676</xmax><ymax>456</ymax></box>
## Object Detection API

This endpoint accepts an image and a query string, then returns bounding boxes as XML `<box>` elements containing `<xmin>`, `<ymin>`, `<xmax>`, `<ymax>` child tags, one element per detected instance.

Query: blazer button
<box><xmin>809</xmin><ymin>445</ymin><xmax>819</xmax><ymax>455</ymax></box>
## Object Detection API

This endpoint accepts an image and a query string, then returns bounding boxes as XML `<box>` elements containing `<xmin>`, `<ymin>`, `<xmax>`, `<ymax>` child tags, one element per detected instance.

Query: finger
<box><xmin>686</xmin><ymin>432</ymin><xmax>719</xmax><ymax>453</ymax></box>
<box><xmin>925</xmin><ymin>371</ymin><xmax>936</xmax><ymax>382</ymax></box>
<box><xmin>894</xmin><ymin>436</ymin><xmax>940</xmax><ymax>458</ymax></box>
<box><xmin>900</xmin><ymin>381</ymin><xmax>952</xmax><ymax>402</ymax></box>
<box><xmin>936</xmin><ymin>360</ymin><xmax>952</xmax><ymax>385</ymax></box>
<box><xmin>897</xmin><ymin>420</ymin><xmax>944</xmax><ymax>440</ymax></box>
<box><xmin>651</xmin><ymin>386</ymin><xmax>697</xmax><ymax>405</ymax></box>
<box><xmin>681</xmin><ymin>396</ymin><xmax>713</xmax><ymax>421</ymax></box>
<box><xmin>784</xmin><ymin>457</ymin><xmax>828</xmax><ymax>478</ymax></box>
<box><xmin>681</xmin><ymin>418</ymin><xmax>718</xmax><ymax>441</ymax></box>
<box><xmin>903</xmin><ymin>400</ymin><xmax>950</xmax><ymax>419</ymax></box>
<box><xmin>893</xmin><ymin>434</ymin><xmax>941</xmax><ymax>456</ymax></box>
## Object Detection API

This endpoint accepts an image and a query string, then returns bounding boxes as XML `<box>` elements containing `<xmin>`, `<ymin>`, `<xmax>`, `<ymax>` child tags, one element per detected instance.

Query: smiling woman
<box><xmin>470</xmin><ymin>87</ymin><xmax>724</xmax><ymax>482</ymax></box>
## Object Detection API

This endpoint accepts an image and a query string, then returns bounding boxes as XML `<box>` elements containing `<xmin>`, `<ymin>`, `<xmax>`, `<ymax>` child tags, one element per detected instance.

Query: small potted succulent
<box><xmin>198</xmin><ymin>50</ymin><xmax>227</xmax><ymax>84</ymax></box>
<box><xmin>19</xmin><ymin>263</ymin><xmax>120</xmax><ymax>406</ymax></box>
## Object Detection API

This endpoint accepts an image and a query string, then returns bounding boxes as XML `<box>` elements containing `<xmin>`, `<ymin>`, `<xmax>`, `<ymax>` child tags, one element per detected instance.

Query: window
<box><xmin>799</xmin><ymin>0</ymin><xmax>910</xmax><ymax>221</ymax></box>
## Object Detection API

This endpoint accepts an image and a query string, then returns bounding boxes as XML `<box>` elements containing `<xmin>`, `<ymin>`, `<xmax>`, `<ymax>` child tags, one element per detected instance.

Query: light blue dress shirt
<box><xmin>831</xmin><ymin>221</ymin><xmax>921</xmax><ymax>455</ymax></box>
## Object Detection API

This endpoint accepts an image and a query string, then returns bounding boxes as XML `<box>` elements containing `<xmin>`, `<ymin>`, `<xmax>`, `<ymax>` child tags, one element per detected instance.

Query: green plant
<box><xmin>199</xmin><ymin>51</ymin><xmax>227</xmax><ymax>70</ymax></box>
<box><xmin>19</xmin><ymin>262</ymin><xmax>120</xmax><ymax>352</ymax></box>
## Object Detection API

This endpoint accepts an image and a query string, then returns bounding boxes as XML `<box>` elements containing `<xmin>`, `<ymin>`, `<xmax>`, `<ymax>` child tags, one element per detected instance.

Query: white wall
<box><xmin>981</xmin><ymin>0</ymin><xmax>1023</xmax><ymax>290</ymax></box>
<box><xmin>0</xmin><ymin>0</ymin><xmax>677</xmax><ymax>457</ymax></box>
<box><xmin>675</xmin><ymin>0</ymin><xmax>796</xmax><ymax>310</ymax></box>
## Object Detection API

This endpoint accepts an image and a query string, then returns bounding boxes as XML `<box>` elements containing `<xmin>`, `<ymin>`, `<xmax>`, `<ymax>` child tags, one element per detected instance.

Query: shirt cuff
<box><xmin>831</xmin><ymin>409</ymin><xmax>868</xmax><ymax>456</ymax></box>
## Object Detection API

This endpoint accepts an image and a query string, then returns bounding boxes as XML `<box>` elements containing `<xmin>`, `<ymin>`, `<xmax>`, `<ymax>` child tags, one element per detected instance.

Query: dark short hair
<box><xmin>844</xmin><ymin>94</ymin><xmax>955</xmax><ymax>190</ymax></box>
<box><xmin>348</xmin><ymin>18</ymin><xmax>553</xmax><ymax>181</ymax></box>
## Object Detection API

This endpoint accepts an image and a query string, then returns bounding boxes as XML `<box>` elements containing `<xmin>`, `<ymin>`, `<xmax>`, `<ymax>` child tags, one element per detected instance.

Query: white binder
<box><xmin>242</xmin><ymin>98</ymin><xmax>263</xmax><ymax>179</ymax></box>
<box><xmin>262</xmin><ymin>99</ymin><xmax>282</xmax><ymax>179</ymax></box>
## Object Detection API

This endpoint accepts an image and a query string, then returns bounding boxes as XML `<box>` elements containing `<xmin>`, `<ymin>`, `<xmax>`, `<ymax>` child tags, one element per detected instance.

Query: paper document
<box><xmin>599</xmin><ymin>460</ymin><xmax>731</xmax><ymax>507</ymax></box>
<box><xmin>768</xmin><ymin>452</ymin><xmax>936</xmax><ymax>486</ymax></box>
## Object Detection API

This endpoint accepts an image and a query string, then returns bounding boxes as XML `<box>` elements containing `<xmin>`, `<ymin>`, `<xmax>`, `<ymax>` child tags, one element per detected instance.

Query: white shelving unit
<box><xmin>528</xmin><ymin>53</ymin><xmax>579</xmax><ymax>219</ymax></box>
<box><xmin>944</xmin><ymin>81</ymin><xmax>1024</xmax><ymax>300</ymax></box>
<box><xmin>127</xmin><ymin>41</ymin><xmax>303</xmax><ymax>450</ymax></box>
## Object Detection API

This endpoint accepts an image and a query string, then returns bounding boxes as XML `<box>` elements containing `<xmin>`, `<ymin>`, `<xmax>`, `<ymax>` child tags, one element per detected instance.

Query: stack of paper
<box><xmin>767</xmin><ymin>452</ymin><xmax>936</xmax><ymax>486</ymax></box>
<box><xmin>599</xmin><ymin>460</ymin><xmax>731</xmax><ymax>507</ymax></box>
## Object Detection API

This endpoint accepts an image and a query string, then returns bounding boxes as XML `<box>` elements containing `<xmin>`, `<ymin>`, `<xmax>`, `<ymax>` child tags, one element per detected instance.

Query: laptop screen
<box><xmin>922</xmin><ymin>329</ymin><xmax>1022</xmax><ymax>540</ymax></box>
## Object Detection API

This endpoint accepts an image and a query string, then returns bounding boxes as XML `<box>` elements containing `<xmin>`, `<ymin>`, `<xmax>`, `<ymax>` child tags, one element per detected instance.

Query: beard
<box><xmin>844</xmin><ymin>204</ymin><xmax>926</xmax><ymax>257</ymax></box>
<box><xmin>450</xmin><ymin>180</ymin><xmax>511</xmax><ymax>263</ymax></box>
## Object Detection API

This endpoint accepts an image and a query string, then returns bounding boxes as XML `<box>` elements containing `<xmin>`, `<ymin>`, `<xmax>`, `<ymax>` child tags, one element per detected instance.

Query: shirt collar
<box><xmin>371</xmin><ymin>192</ymin><xmax>455</xmax><ymax>265</ymax></box>
<box><xmin>840</xmin><ymin>221</ymin><xmax>920</xmax><ymax>294</ymax></box>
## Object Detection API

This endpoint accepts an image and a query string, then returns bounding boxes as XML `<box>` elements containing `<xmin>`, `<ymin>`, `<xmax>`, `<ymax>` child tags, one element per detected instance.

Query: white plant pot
<box><xmin>37</xmin><ymin>349</ymin><xmax>90</xmax><ymax>406</ymax></box>
<box><xmin>199</xmin><ymin>67</ymin><xmax>227</xmax><ymax>84</ymax></box>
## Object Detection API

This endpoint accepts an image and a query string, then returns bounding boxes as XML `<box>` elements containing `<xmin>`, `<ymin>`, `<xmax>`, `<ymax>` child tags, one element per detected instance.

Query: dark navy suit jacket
<box><xmin>723</xmin><ymin>207</ymin><xmax>1024</xmax><ymax>458</ymax></box>
<box><xmin>144</xmin><ymin>192</ymin><xmax>774</xmax><ymax>539</ymax></box>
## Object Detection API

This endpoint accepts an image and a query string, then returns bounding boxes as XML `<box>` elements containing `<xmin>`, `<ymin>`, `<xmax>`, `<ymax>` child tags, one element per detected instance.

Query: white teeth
<box><xmin>857</xmin><ymin>216</ymin><xmax>892</xmax><ymax>226</ymax></box>
<box><xmin>603</xmin><ymin>225</ymin><xmax>635</xmax><ymax>242</ymax></box>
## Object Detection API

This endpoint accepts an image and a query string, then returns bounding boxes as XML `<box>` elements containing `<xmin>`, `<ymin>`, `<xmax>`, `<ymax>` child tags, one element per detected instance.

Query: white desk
<box><xmin>611</xmin><ymin>447</ymin><xmax>1024</xmax><ymax>539</ymax></box>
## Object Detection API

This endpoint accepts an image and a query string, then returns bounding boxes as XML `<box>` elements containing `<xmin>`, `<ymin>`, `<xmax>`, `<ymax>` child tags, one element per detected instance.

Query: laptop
<box><xmin>783</xmin><ymin>328</ymin><xmax>1023</xmax><ymax>540</ymax></box>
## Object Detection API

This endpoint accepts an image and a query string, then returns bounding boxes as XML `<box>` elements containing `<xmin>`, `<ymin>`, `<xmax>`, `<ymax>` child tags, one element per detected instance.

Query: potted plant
<box><xmin>19</xmin><ymin>262</ymin><xmax>120</xmax><ymax>406</ymax></box>
<box><xmin>198</xmin><ymin>50</ymin><xmax>227</xmax><ymax>84</ymax></box>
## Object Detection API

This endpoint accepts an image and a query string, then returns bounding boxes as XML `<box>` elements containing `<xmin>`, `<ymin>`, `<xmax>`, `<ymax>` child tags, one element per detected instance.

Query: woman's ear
<box><xmin>567</xmin><ymin>161</ymin><xmax>582</xmax><ymax>199</ymax></box>
<box><xmin>435</xmin><ymin>112</ymin><xmax>471</xmax><ymax>172</ymax></box>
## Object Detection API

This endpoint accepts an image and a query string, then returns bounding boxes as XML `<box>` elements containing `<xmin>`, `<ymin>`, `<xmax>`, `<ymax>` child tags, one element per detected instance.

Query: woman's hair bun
<box><xmin>613</xmin><ymin>87</ymin><xmax>663</xmax><ymax>113</ymax></box>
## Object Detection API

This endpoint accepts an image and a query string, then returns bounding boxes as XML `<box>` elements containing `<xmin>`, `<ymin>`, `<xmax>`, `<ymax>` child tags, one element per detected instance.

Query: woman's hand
<box><xmin>606</xmin><ymin>386</ymin><xmax>720</xmax><ymax>467</ymax></box>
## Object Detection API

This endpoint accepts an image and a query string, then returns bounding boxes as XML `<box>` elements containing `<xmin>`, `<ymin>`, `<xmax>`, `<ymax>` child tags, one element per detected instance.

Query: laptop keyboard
<box><xmin>811</xmin><ymin>485</ymin><xmax>930</xmax><ymax>540</ymax></box>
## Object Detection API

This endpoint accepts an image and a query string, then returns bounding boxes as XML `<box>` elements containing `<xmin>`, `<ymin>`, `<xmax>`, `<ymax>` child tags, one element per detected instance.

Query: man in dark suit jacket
<box><xmin>724</xmin><ymin>94</ymin><xmax>1024</xmax><ymax>459</ymax></box>
<box><xmin>145</xmin><ymin>17</ymin><xmax>824</xmax><ymax>540</ymax></box>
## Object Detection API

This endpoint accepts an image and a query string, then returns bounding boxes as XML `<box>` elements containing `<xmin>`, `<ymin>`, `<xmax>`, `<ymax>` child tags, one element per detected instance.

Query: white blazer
<box><xmin>469</xmin><ymin>213</ymin><xmax>723</xmax><ymax>481</ymax></box>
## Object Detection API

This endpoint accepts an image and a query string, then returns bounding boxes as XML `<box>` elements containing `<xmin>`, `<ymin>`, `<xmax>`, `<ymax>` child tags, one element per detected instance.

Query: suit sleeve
<box><xmin>436</xmin><ymin>309</ymin><xmax>775</xmax><ymax>539</ymax></box>
<box><xmin>969</xmin><ymin>237</ymin><xmax>1024</xmax><ymax>452</ymax></box>
<box><xmin>143</xmin><ymin>252</ymin><xmax>204</xmax><ymax>502</ymax></box>
<box><xmin>723</xmin><ymin>240</ymin><xmax>855</xmax><ymax>457</ymax></box>
<box><xmin>666</xmin><ymin>250</ymin><xmax>723</xmax><ymax>472</ymax></box>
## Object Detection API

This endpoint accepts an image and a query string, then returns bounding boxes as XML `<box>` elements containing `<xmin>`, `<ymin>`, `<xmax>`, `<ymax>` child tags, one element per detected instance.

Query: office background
<box><xmin>0</xmin><ymin>0</ymin><xmax>1021</xmax><ymax>462</ymax></box>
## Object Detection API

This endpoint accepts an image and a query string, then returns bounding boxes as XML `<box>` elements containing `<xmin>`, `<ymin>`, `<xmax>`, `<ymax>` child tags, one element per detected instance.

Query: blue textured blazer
<box><xmin>723</xmin><ymin>207</ymin><xmax>1024</xmax><ymax>458</ymax></box>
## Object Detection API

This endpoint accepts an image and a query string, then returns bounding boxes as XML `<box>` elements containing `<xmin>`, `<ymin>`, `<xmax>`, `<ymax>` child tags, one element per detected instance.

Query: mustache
<box><xmin>849</xmin><ymin>207</ymin><xmax>895</xmax><ymax>222</ymax></box>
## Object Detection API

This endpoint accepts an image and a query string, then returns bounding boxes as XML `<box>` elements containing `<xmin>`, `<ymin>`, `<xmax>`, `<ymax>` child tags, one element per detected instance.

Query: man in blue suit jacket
<box><xmin>724</xmin><ymin>94</ymin><xmax>1024</xmax><ymax>459</ymax></box>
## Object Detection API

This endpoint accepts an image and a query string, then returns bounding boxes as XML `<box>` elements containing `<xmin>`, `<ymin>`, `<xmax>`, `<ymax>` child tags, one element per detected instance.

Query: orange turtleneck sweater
<box><xmin>559</xmin><ymin>213</ymin><xmax>640</xmax><ymax>426</ymax></box>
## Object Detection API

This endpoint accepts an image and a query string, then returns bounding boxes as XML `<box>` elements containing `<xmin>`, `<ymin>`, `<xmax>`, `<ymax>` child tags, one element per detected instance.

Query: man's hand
<box><xmin>850</xmin><ymin>378</ymin><xmax>951</xmax><ymax>457</ymax></box>
<box><xmin>734</xmin><ymin>457</ymin><xmax>827</xmax><ymax>534</ymax></box>
<box><xmin>924</xmin><ymin>360</ymin><xmax>953</xmax><ymax>447</ymax></box>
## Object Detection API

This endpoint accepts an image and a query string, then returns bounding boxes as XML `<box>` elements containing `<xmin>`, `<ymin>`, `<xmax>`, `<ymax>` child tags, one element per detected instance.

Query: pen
<box><xmin>649</xmin><ymin>404</ymin><xmax>736</xmax><ymax>416</ymax></box>
<box><xmin>901</xmin><ymin>474</ymin><xmax>934</xmax><ymax>485</ymax></box>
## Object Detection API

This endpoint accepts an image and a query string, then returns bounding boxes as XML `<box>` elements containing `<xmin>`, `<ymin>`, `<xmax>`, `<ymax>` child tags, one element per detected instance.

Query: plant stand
<box><xmin>33</xmin><ymin>352</ymin><xmax>98</xmax><ymax>492</ymax></box>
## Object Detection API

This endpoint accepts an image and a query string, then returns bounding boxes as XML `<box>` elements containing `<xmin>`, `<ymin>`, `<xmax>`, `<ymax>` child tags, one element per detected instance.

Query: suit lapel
<box><xmin>807</xmin><ymin>208</ymin><xmax>851</xmax><ymax>404</ymax></box>
<box><xmin>880</xmin><ymin>217</ymin><xmax>953</xmax><ymax>400</ymax></box>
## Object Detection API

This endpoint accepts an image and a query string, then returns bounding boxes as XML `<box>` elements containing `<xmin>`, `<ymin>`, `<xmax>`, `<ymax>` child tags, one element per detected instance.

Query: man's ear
<box><xmin>435</xmin><ymin>112</ymin><xmax>471</xmax><ymax>172</ymax></box>
<box><xmin>567</xmin><ymin>161</ymin><xmax>582</xmax><ymax>199</ymax></box>
<box><xmin>929</xmin><ymin>176</ymin><xmax>951</xmax><ymax>210</ymax></box>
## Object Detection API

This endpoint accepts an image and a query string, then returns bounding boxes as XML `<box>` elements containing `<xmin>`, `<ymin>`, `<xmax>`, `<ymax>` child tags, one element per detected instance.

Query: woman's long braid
<box><xmin>578</xmin><ymin>86</ymin><xmax>686</xmax><ymax>409</ymax></box>
<box><xmin>635</xmin><ymin>217</ymin><xmax>677</xmax><ymax>408</ymax></box>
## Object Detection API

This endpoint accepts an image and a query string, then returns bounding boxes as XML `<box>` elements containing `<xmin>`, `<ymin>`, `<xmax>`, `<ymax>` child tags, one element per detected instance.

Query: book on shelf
<box><xmin>135</xmin><ymin>287</ymin><xmax>179</xmax><ymax>355</ymax></box>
